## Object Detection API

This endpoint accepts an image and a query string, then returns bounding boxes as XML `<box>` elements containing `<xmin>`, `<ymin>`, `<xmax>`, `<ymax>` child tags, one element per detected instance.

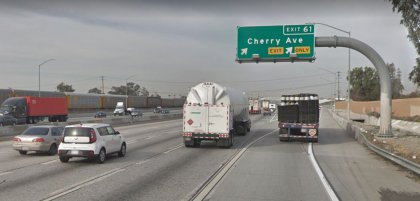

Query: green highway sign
<box><xmin>236</xmin><ymin>24</ymin><xmax>315</xmax><ymax>62</ymax></box>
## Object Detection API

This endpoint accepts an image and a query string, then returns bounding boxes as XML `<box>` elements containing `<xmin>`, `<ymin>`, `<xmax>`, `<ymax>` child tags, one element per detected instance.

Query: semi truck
<box><xmin>183</xmin><ymin>82</ymin><xmax>251</xmax><ymax>148</ymax></box>
<box><xmin>0</xmin><ymin>96</ymin><xmax>68</xmax><ymax>124</ymax></box>
<box><xmin>248</xmin><ymin>98</ymin><xmax>261</xmax><ymax>114</ymax></box>
<box><xmin>262</xmin><ymin>99</ymin><xmax>271</xmax><ymax>116</ymax></box>
<box><xmin>113</xmin><ymin>102</ymin><xmax>126</xmax><ymax>116</ymax></box>
<box><xmin>278</xmin><ymin>93</ymin><xmax>319</xmax><ymax>142</ymax></box>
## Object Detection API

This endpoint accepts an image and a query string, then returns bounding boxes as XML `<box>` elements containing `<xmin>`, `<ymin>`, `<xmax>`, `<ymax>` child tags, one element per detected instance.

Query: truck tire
<box><xmin>236</xmin><ymin>125</ymin><xmax>246</xmax><ymax>136</ymax></box>
<box><xmin>184</xmin><ymin>139</ymin><xmax>197</xmax><ymax>147</ymax></box>
<box><xmin>218</xmin><ymin>135</ymin><xmax>232</xmax><ymax>148</ymax></box>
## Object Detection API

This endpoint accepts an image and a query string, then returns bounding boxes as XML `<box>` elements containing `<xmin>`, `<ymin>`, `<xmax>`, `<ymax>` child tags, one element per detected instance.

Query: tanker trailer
<box><xmin>183</xmin><ymin>82</ymin><xmax>251</xmax><ymax>148</ymax></box>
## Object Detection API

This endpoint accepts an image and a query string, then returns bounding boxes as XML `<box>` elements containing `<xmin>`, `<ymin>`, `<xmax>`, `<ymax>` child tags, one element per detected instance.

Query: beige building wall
<box><xmin>335</xmin><ymin>98</ymin><xmax>420</xmax><ymax>117</ymax></box>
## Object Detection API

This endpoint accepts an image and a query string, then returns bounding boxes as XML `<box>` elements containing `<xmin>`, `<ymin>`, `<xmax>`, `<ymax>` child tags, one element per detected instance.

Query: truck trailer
<box><xmin>183</xmin><ymin>82</ymin><xmax>251</xmax><ymax>148</ymax></box>
<box><xmin>262</xmin><ymin>99</ymin><xmax>271</xmax><ymax>116</ymax></box>
<box><xmin>248</xmin><ymin>99</ymin><xmax>261</xmax><ymax>114</ymax></box>
<box><xmin>278</xmin><ymin>94</ymin><xmax>319</xmax><ymax>142</ymax></box>
<box><xmin>0</xmin><ymin>96</ymin><xmax>68</xmax><ymax>124</ymax></box>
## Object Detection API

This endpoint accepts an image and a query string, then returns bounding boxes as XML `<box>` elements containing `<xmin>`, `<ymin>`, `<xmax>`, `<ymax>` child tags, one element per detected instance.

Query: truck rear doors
<box><xmin>183</xmin><ymin>104</ymin><xmax>229</xmax><ymax>137</ymax></box>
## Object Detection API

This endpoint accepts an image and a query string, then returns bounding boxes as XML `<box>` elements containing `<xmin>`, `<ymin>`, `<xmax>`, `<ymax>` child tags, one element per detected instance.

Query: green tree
<box><xmin>88</xmin><ymin>87</ymin><xmax>102</xmax><ymax>94</ymax></box>
<box><xmin>349</xmin><ymin>67</ymin><xmax>380</xmax><ymax>101</ymax></box>
<box><xmin>408</xmin><ymin>58</ymin><xmax>420</xmax><ymax>93</ymax></box>
<box><xmin>388</xmin><ymin>0</ymin><xmax>420</xmax><ymax>93</ymax></box>
<box><xmin>56</xmin><ymin>82</ymin><xmax>75</xmax><ymax>92</ymax></box>
<box><xmin>388</xmin><ymin>0</ymin><xmax>420</xmax><ymax>55</ymax></box>
<box><xmin>140</xmin><ymin>87</ymin><xmax>149</xmax><ymax>97</ymax></box>
<box><xmin>349</xmin><ymin>64</ymin><xmax>404</xmax><ymax>100</ymax></box>
<box><xmin>388</xmin><ymin>63</ymin><xmax>405</xmax><ymax>98</ymax></box>
<box><xmin>108</xmin><ymin>82</ymin><xmax>141</xmax><ymax>95</ymax></box>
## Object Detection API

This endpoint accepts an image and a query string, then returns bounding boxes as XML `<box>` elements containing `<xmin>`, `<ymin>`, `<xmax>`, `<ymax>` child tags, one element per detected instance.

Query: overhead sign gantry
<box><xmin>236</xmin><ymin>24</ymin><xmax>393</xmax><ymax>136</ymax></box>
<box><xmin>236</xmin><ymin>24</ymin><xmax>315</xmax><ymax>62</ymax></box>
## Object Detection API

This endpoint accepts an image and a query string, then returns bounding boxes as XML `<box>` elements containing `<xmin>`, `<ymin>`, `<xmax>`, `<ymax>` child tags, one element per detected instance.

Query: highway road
<box><xmin>66</xmin><ymin>109</ymin><xmax>182</xmax><ymax>122</ymax></box>
<box><xmin>0</xmin><ymin>109</ymin><xmax>419</xmax><ymax>201</ymax></box>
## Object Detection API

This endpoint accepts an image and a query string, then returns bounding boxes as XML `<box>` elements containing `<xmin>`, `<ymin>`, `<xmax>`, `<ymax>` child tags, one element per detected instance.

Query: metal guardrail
<box><xmin>329</xmin><ymin>109</ymin><xmax>420</xmax><ymax>175</ymax></box>
<box><xmin>359</xmin><ymin>131</ymin><xmax>420</xmax><ymax>175</ymax></box>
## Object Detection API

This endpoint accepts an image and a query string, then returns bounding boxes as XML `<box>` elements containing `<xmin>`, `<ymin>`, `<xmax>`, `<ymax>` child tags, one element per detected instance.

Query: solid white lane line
<box><xmin>42</xmin><ymin>168</ymin><xmax>125</xmax><ymax>201</ymax></box>
<box><xmin>126</xmin><ymin>140</ymin><xmax>138</xmax><ymax>145</ymax></box>
<box><xmin>42</xmin><ymin>159</ymin><xmax>59</xmax><ymax>165</ymax></box>
<box><xmin>308</xmin><ymin>143</ymin><xmax>339</xmax><ymax>201</ymax></box>
<box><xmin>164</xmin><ymin>144</ymin><xmax>183</xmax><ymax>154</ymax></box>
<box><xmin>0</xmin><ymin>171</ymin><xmax>12</xmax><ymax>176</ymax></box>
<box><xmin>269</xmin><ymin>114</ymin><xmax>278</xmax><ymax>123</ymax></box>
<box><xmin>136</xmin><ymin>159</ymin><xmax>151</xmax><ymax>165</ymax></box>
<box><xmin>192</xmin><ymin>129</ymin><xmax>278</xmax><ymax>201</ymax></box>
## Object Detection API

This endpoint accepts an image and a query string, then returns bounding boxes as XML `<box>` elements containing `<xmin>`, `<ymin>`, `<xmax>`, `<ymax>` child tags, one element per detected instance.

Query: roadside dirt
<box><xmin>358</xmin><ymin>123</ymin><xmax>420</xmax><ymax>165</ymax></box>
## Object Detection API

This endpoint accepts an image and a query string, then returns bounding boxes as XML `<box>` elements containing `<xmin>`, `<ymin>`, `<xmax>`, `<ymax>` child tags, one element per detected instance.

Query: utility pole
<box><xmin>337</xmin><ymin>72</ymin><xmax>340</xmax><ymax>100</ymax></box>
<box><xmin>101</xmin><ymin>76</ymin><xmax>105</xmax><ymax>94</ymax></box>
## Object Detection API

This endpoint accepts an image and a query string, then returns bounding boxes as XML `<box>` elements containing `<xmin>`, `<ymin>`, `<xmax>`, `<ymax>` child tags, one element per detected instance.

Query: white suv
<box><xmin>58</xmin><ymin>123</ymin><xmax>126</xmax><ymax>163</ymax></box>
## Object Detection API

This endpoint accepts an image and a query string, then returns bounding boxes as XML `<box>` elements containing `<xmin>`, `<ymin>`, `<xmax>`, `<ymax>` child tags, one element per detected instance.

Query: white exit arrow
<box><xmin>286</xmin><ymin>47</ymin><xmax>293</xmax><ymax>54</ymax></box>
<box><xmin>241</xmin><ymin>48</ymin><xmax>248</xmax><ymax>55</ymax></box>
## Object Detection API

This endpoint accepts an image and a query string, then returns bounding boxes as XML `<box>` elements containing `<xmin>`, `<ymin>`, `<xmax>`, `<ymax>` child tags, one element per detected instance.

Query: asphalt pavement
<box><xmin>0</xmin><ymin>109</ymin><xmax>419</xmax><ymax>201</ymax></box>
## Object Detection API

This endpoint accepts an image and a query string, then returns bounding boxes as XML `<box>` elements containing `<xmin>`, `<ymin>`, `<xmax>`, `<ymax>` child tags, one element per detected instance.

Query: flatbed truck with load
<box><xmin>0</xmin><ymin>96</ymin><xmax>68</xmax><ymax>124</ymax></box>
<box><xmin>278</xmin><ymin>93</ymin><xmax>319</xmax><ymax>142</ymax></box>
<box><xmin>183</xmin><ymin>82</ymin><xmax>251</xmax><ymax>148</ymax></box>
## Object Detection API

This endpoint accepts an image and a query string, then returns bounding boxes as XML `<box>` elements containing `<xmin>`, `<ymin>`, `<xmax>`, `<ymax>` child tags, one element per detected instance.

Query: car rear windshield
<box><xmin>64</xmin><ymin>127</ymin><xmax>92</xmax><ymax>137</ymax></box>
<box><xmin>23</xmin><ymin>127</ymin><xmax>50</xmax><ymax>136</ymax></box>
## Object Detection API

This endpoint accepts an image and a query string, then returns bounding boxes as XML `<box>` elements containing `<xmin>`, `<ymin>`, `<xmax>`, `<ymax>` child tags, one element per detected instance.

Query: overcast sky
<box><xmin>0</xmin><ymin>0</ymin><xmax>417</xmax><ymax>98</ymax></box>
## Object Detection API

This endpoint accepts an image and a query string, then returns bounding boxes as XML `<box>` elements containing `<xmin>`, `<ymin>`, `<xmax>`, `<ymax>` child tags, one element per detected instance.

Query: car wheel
<box><xmin>96</xmin><ymin>148</ymin><xmax>106</xmax><ymax>164</ymax></box>
<box><xmin>118</xmin><ymin>143</ymin><xmax>126</xmax><ymax>157</ymax></box>
<box><xmin>59</xmin><ymin>156</ymin><xmax>69</xmax><ymax>163</ymax></box>
<box><xmin>19</xmin><ymin>150</ymin><xmax>27</xmax><ymax>155</ymax></box>
<box><xmin>48</xmin><ymin>144</ymin><xmax>58</xmax><ymax>155</ymax></box>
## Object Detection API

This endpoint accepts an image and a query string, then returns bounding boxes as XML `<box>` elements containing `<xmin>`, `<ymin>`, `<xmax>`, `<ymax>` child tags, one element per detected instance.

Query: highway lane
<box><xmin>0</xmin><ymin>119</ymin><xmax>181</xmax><ymax>173</ymax></box>
<box><xmin>1</xmin><ymin>110</ymin><xmax>419</xmax><ymax>201</ymax></box>
<box><xmin>0</xmin><ymin>115</ymin><xmax>266</xmax><ymax>201</ymax></box>
<box><xmin>204</xmin><ymin>109</ymin><xmax>420</xmax><ymax>201</ymax></box>
<box><xmin>67</xmin><ymin>108</ymin><xmax>182</xmax><ymax>121</ymax></box>
<box><xmin>314</xmin><ymin>108</ymin><xmax>420</xmax><ymax>201</ymax></box>
<box><xmin>203</xmin><ymin>117</ymin><xmax>330</xmax><ymax>201</ymax></box>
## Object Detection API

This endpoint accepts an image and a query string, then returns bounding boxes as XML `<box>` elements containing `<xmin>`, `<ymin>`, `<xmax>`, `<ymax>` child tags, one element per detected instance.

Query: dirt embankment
<box><xmin>358</xmin><ymin>123</ymin><xmax>420</xmax><ymax>165</ymax></box>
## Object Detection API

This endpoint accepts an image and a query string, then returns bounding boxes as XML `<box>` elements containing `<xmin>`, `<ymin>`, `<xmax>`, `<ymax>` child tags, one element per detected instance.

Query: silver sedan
<box><xmin>13</xmin><ymin>126</ymin><xmax>64</xmax><ymax>155</ymax></box>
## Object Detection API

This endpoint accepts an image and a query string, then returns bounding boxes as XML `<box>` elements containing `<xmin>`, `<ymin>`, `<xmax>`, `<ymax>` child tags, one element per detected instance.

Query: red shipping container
<box><xmin>26</xmin><ymin>97</ymin><xmax>68</xmax><ymax>116</ymax></box>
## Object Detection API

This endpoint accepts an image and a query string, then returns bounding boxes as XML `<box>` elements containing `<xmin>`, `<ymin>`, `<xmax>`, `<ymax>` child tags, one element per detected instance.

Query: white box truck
<box><xmin>183</xmin><ymin>82</ymin><xmax>251</xmax><ymax>148</ymax></box>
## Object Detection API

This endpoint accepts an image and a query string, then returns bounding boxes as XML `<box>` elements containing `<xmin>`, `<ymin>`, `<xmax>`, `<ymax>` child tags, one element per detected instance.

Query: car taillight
<box><xmin>13</xmin><ymin>137</ymin><xmax>21</xmax><ymax>142</ymax></box>
<box><xmin>90</xmin><ymin>129</ymin><xmax>97</xmax><ymax>143</ymax></box>
<box><xmin>32</xmin><ymin>138</ymin><xmax>45</xmax><ymax>142</ymax></box>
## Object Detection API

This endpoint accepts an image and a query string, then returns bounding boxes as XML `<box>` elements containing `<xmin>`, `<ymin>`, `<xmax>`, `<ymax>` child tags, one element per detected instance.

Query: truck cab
<box><xmin>113</xmin><ymin>102</ymin><xmax>125</xmax><ymax>116</ymax></box>
<box><xmin>0</xmin><ymin>97</ymin><xmax>29</xmax><ymax>124</ymax></box>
